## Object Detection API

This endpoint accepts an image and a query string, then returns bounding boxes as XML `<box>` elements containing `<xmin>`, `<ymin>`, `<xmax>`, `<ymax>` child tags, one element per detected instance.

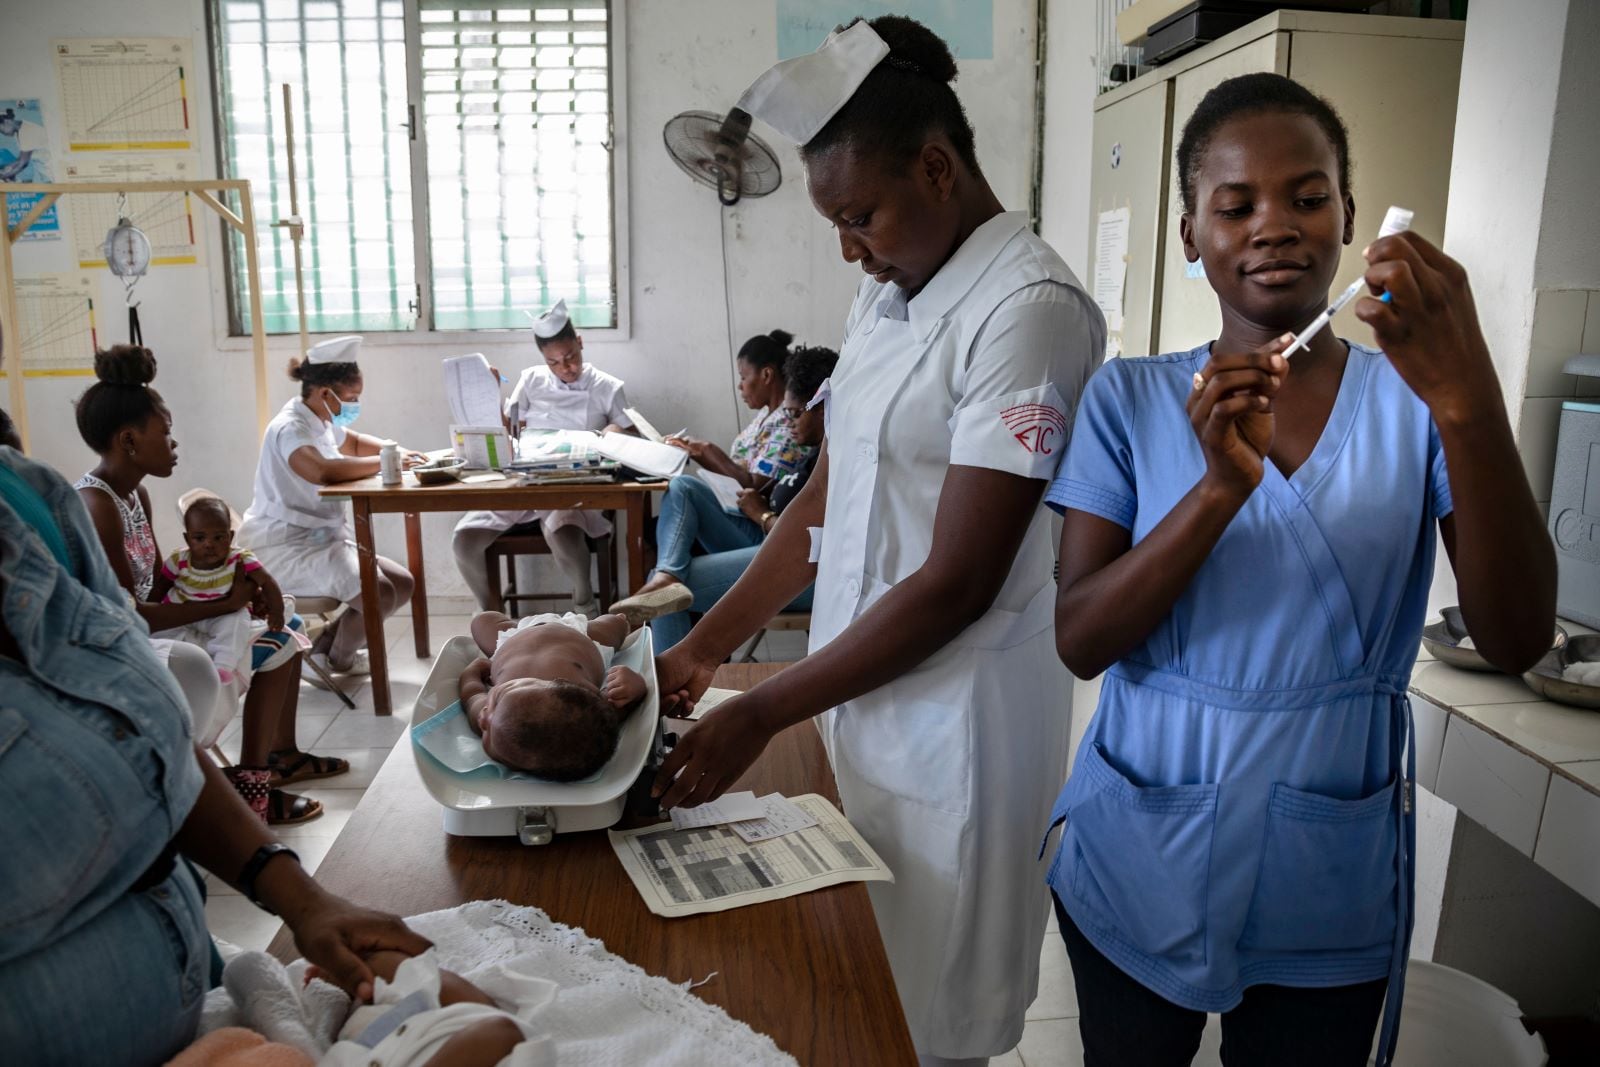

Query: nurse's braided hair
<box><xmin>75</xmin><ymin>345</ymin><xmax>168</xmax><ymax>454</ymax></box>
<box><xmin>287</xmin><ymin>353</ymin><xmax>360</xmax><ymax>397</ymax></box>
<box><xmin>1176</xmin><ymin>72</ymin><xmax>1351</xmax><ymax>215</ymax></box>
<box><xmin>801</xmin><ymin>15</ymin><xmax>981</xmax><ymax>176</ymax></box>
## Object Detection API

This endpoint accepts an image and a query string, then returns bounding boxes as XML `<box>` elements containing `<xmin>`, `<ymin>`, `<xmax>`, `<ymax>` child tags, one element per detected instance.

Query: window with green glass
<box><xmin>212</xmin><ymin>0</ymin><xmax>617</xmax><ymax>335</ymax></box>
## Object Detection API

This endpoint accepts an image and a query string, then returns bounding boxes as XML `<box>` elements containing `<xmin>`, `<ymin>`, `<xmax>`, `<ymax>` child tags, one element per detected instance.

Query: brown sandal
<box><xmin>267</xmin><ymin>749</ymin><xmax>350</xmax><ymax>787</ymax></box>
<box><xmin>267</xmin><ymin>788</ymin><xmax>323</xmax><ymax>826</ymax></box>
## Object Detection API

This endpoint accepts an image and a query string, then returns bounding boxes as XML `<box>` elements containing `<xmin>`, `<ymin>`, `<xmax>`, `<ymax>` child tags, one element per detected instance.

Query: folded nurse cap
<box><xmin>305</xmin><ymin>335</ymin><xmax>363</xmax><ymax>364</ymax></box>
<box><xmin>736</xmin><ymin>20</ymin><xmax>890</xmax><ymax>146</ymax></box>
<box><xmin>526</xmin><ymin>298</ymin><xmax>571</xmax><ymax>339</ymax></box>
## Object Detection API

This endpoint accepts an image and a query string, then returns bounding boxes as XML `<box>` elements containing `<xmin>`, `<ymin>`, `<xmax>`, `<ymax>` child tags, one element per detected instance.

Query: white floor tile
<box><xmin>290</xmin><ymin>746</ymin><xmax>393</xmax><ymax>789</ymax></box>
<box><xmin>316</xmin><ymin>708</ymin><xmax>412</xmax><ymax>747</ymax></box>
<box><xmin>292</xmin><ymin>713</ymin><xmax>340</xmax><ymax>751</ymax></box>
<box><xmin>1027</xmin><ymin>931</ymin><xmax>1078</xmax><ymax>1021</ymax></box>
<box><xmin>992</xmin><ymin>1049</ymin><xmax>1025</xmax><ymax>1067</ymax></box>
<box><xmin>204</xmin><ymin>894</ymin><xmax>284</xmax><ymax>954</ymax></box>
<box><xmin>1195</xmin><ymin>1014</ymin><xmax>1224</xmax><ymax>1066</ymax></box>
<box><xmin>1016</xmin><ymin>1016</ymin><xmax>1084</xmax><ymax>1066</ymax></box>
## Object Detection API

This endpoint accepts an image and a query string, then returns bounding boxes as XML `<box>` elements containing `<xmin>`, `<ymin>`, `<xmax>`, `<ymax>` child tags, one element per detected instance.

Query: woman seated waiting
<box><xmin>73</xmin><ymin>345</ymin><xmax>336</xmax><ymax>826</ymax></box>
<box><xmin>618</xmin><ymin>329</ymin><xmax>813</xmax><ymax>619</ymax></box>
<box><xmin>0</xmin><ymin>344</ymin><xmax>428</xmax><ymax>1063</ymax></box>
<box><xmin>238</xmin><ymin>336</ymin><xmax>425</xmax><ymax>683</ymax></box>
<box><xmin>640</xmin><ymin>344</ymin><xmax>836</xmax><ymax>650</ymax></box>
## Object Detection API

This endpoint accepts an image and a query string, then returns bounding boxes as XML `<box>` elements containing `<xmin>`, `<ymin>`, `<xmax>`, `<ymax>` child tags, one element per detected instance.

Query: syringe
<box><xmin>1282</xmin><ymin>206</ymin><xmax>1413</xmax><ymax>359</ymax></box>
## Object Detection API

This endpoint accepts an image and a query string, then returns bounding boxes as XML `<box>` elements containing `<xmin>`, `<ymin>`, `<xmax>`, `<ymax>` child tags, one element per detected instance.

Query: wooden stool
<box><xmin>737</xmin><ymin>611</ymin><xmax>812</xmax><ymax>663</ymax></box>
<box><xmin>485</xmin><ymin>516</ymin><xmax>618</xmax><ymax>617</ymax></box>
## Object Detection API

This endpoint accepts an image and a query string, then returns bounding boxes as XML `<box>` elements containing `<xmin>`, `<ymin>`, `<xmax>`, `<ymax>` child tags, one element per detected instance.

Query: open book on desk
<box><xmin>592</xmin><ymin>432</ymin><xmax>688</xmax><ymax>480</ymax></box>
<box><xmin>511</xmin><ymin>429</ymin><xmax>610</xmax><ymax>471</ymax></box>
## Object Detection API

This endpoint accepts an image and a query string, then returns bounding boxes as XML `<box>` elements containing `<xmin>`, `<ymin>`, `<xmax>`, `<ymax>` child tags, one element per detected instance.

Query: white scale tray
<box><xmin>410</xmin><ymin>628</ymin><xmax>659</xmax><ymax>843</ymax></box>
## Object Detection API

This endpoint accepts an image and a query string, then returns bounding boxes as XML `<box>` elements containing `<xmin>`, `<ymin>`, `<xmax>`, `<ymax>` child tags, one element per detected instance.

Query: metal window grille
<box><xmin>215</xmin><ymin>0</ymin><xmax>417</xmax><ymax>334</ymax></box>
<box><xmin>420</xmin><ymin>0</ymin><xmax>615</xmax><ymax>330</ymax></box>
<box><xmin>212</xmin><ymin>0</ymin><xmax>616</xmax><ymax>335</ymax></box>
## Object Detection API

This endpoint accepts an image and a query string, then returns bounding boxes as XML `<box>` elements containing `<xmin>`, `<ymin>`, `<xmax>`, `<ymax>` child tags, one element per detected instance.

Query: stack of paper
<box><xmin>511</xmin><ymin>429</ymin><xmax>611</xmax><ymax>471</ymax></box>
<box><xmin>666</xmin><ymin>791</ymin><xmax>819</xmax><ymax>843</ymax></box>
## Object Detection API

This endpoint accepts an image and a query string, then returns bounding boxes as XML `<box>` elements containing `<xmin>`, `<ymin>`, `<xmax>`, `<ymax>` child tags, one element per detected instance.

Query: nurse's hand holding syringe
<box><xmin>1281</xmin><ymin>206</ymin><xmax>1413</xmax><ymax>359</ymax></box>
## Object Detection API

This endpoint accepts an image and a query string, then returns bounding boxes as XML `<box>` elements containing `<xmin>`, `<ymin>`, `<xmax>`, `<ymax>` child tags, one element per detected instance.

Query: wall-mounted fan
<box><xmin>662</xmin><ymin>107</ymin><xmax>781</xmax><ymax>205</ymax></box>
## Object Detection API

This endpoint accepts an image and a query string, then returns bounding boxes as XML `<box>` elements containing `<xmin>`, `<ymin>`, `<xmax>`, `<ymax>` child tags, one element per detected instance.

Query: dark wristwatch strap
<box><xmin>237</xmin><ymin>843</ymin><xmax>300</xmax><ymax>914</ymax></box>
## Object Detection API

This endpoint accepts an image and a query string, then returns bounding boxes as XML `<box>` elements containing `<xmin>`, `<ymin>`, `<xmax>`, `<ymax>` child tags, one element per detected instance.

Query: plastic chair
<box><xmin>485</xmin><ymin>514</ymin><xmax>618</xmax><ymax>618</ymax></box>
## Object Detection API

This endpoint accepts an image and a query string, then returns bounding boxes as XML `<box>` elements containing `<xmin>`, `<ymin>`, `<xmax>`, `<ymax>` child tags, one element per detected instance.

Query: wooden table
<box><xmin>269</xmin><ymin>664</ymin><xmax>917</xmax><ymax>1065</ymax></box>
<box><xmin>319</xmin><ymin>475</ymin><xmax>662</xmax><ymax>714</ymax></box>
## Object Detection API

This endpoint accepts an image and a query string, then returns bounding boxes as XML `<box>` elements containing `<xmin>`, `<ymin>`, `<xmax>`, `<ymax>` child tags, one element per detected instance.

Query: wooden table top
<box><xmin>319</xmin><ymin>473</ymin><xmax>664</xmax><ymax>509</ymax></box>
<box><xmin>268</xmin><ymin>663</ymin><xmax>916</xmax><ymax>1065</ymax></box>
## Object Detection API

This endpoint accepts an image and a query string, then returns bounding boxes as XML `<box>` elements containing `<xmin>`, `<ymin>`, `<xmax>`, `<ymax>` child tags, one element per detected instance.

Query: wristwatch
<box><xmin>237</xmin><ymin>842</ymin><xmax>300</xmax><ymax>914</ymax></box>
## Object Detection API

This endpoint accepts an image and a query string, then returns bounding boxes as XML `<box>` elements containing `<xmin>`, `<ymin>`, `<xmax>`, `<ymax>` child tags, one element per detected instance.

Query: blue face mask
<box><xmin>330</xmin><ymin>396</ymin><xmax>361</xmax><ymax>429</ymax></box>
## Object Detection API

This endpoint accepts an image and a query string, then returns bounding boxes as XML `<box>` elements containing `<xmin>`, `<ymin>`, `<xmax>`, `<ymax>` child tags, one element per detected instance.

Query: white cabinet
<box><xmin>1087</xmin><ymin>11</ymin><xmax>1464</xmax><ymax>358</ymax></box>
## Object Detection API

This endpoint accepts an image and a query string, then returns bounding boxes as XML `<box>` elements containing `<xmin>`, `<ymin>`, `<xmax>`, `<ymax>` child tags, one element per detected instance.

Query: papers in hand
<box><xmin>668</xmin><ymin>790</ymin><xmax>766</xmax><ymax>830</ymax></box>
<box><xmin>623</xmin><ymin>407</ymin><xmax>665</xmax><ymax>443</ymax></box>
<box><xmin>592</xmin><ymin>432</ymin><xmax>688</xmax><ymax>479</ymax></box>
<box><xmin>444</xmin><ymin>354</ymin><xmax>504</xmax><ymax>428</ymax></box>
<box><xmin>697</xmin><ymin>470</ymin><xmax>744</xmax><ymax>512</ymax></box>
<box><xmin>730</xmin><ymin>795</ymin><xmax>820</xmax><ymax>843</ymax></box>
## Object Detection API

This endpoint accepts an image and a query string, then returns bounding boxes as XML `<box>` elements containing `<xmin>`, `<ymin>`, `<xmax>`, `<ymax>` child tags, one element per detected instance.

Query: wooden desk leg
<box><xmin>353</xmin><ymin>498</ymin><xmax>392</xmax><ymax>716</ymax></box>
<box><xmin>627</xmin><ymin>495</ymin><xmax>646</xmax><ymax>595</ymax></box>
<box><xmin>405</xmin><ymin>511</ymin><xmax>429</xmax><ymax>658</ymax></box>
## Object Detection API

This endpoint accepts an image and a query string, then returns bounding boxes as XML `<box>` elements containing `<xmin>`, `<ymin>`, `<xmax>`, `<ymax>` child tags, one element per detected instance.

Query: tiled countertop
<box><xmin>1409</xmin><ymin>626</ymin><xmax>1600</xmax><ymax>909</ymax></box>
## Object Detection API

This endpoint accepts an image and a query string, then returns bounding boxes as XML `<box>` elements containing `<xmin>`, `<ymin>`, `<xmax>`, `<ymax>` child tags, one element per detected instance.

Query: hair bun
<box><xmin>870</xmin><ymin>15</ymin><xmax>959</xmax><ymax>84</ymax></box>
<box><xmin>767</xmin><ymin>328</ymin><xmax>795</xmax><ymax>347</ymax></box>
<box><xmin>94</xmin><ymin>345</ymin><xmax>157</xmax><ymax>387</ymax></box>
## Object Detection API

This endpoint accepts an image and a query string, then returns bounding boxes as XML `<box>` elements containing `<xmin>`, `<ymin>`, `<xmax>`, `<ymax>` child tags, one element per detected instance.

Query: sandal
<box><xmin>267</xmin><ymin>788</ymin><xmax>323</xmax><ymax>826</ymax></box>
<box><xmin>267</xmin><ymin>749</ymin><xmax>351</xmax><ymax>786</ymax></box>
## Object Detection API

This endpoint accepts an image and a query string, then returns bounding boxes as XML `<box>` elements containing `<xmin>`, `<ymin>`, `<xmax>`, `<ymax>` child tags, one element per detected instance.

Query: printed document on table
<box><xmin>444</xmin><ymin>354</ymin><xmax>504</xmax><ymax>428</ymax></box>
<box><xmin>697</xmin><ymin>470</ymin><xmax>743</xmax><ymax>512</ymax></box>
<box><xmin>686</xmin><ymin>687</ymin><xmax>740</xmax><ymax>720</ymax></box>
<box><xmin>609</xmin><ymin>794</ymin><xmax>893</xmax><ymax>917</ymax></box>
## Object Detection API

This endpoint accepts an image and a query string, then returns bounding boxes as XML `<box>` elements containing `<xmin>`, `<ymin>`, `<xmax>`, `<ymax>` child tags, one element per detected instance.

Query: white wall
<box><xmin>3</xmin><ymin>0</ymin><xmax>1041</xmax><ymax>602</ymax></box>
<box><xmin>1037</xmin><ymin>0</ymin><xmax>1096</xmax><ymax>280</ymax></box>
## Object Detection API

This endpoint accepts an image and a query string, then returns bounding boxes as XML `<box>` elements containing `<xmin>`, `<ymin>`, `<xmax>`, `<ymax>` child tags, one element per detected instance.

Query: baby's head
<box><xmin>182</xmin><ymin>496</ymin><xmax>235</xmax><ymax>569</ymax></box>
<box><xmin>480</xmin><ymin>678</ymin><xmax>620</xmax><ymax>781</ymax></box>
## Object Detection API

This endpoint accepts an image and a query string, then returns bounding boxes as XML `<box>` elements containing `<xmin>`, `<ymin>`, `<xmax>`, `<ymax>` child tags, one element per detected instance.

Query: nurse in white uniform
<box><xmin>451</xmin><ymin>299</ymin><xmax>634</xmax><ymax>614</ymax></box>
<box><xmin>652</xmin><ymin>18</ymin><xmax>1103</xmax><ymax>1065</ymax></box>
<box><xmin>238</xmin><ymin>336</ymin><xmax>423</xmax><ymax>679</ymax></box>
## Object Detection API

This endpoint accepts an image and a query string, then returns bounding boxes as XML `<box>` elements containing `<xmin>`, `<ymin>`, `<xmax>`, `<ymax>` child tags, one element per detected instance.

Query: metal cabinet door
<box><xmin>1089</xmin><ymin>79</ymin><xmax>1172</xmax><ymax>360</ymax></box>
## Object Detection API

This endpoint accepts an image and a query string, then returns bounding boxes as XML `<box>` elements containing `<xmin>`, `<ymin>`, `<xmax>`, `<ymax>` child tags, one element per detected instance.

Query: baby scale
<box><xmin>410</xmin><ymin>629</ymin><xmax>668</xmax><ymax>845</ymax></box>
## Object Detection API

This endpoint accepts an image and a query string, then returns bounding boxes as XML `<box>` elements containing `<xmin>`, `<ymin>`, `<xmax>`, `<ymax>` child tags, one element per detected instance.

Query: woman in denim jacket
<box><xmin>0</xmin><ymin>395</ymin><xmax>428</xmax><ymax>1061</ymax></box>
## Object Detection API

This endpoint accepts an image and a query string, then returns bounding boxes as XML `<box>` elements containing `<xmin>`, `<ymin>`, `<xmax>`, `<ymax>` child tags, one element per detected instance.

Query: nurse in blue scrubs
<box><xmin>1044</xmin><ymin>74</ymin><xmax>1554</xmax><ymax>1066</ymax></box>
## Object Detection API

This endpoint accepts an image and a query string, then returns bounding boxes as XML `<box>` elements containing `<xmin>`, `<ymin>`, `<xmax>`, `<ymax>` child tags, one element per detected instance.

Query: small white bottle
<box><xmin>379</xmin><ymin>441</ymin><xmax>402</xmax><ymax>486</ymax></box>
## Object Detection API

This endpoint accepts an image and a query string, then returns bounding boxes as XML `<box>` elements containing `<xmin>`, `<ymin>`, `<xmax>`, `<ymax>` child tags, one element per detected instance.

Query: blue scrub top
<box><xmin>1042</xmin><ymin>342</ymin><xmax>1451</xmax><ymax>1018</ymax></box>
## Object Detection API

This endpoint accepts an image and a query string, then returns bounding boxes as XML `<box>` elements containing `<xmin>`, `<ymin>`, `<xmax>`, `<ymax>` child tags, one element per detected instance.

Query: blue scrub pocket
<box><xmin>1066</xmin><ymin>742</ymin><xmax>1217</xmax><ymax>964</ymax></box>
<box><xmin>1240</xmin><ymin>780</ymin><xmax>1398</xmax><ymax>953</ymax></box>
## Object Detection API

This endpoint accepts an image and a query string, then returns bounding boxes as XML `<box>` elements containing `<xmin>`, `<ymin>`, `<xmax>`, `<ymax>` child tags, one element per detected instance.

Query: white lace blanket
<box><xmin>217</xmin><ymin>900</ymin><xmax>797</xmax><ymax>1066</ymax></box>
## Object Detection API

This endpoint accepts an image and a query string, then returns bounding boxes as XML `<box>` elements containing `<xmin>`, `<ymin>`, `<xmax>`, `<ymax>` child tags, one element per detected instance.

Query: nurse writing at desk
<box><xmin>451</xmin><ymin>299</ymin><xmax>635</xmax><ymax>616</ymax></box>
<box><xmin>1045</xmin><ymin>74</ymin><xmax>1553</xmax><ymax>1066</ymax></box>
<box><xmin>652</xmin><ymin>17</ymin><xmax>1103</xmax><ymax>1067</ymax></box>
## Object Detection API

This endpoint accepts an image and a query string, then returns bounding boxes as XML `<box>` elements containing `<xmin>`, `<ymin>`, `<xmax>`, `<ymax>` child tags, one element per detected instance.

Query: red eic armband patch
<box><xmin>1001</xmin><ymin>403</ymin><xmax>1067</xmax><ymax>455</ymax></box>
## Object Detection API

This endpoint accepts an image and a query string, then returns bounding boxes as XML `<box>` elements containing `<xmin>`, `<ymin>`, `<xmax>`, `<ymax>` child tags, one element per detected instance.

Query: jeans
<box><xmin>1055</xmin><ymin>895</ymin><xmax>1387</xmax><ymax>1067</ymax></box>
<box><xmin>651</xmin><ymin>544</ymin><xmax>814</xmax><ymax>651</ymax></box>
<box><xmin>653</xmin><ymin>475</ymin><xmax>762</xmax><ymax>579</ymax></box>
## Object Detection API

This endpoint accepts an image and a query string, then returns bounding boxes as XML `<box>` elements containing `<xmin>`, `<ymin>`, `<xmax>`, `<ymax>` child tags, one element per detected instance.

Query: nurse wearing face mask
<box><xmin>653</xmin><ymin>18</ymin><xmax>1103</xmax><ymax>1066</ymax></box>
<box><xmin>238</xmin><ymin>336</ymin><xmax>425</xmax><ymax>681</ymax></box>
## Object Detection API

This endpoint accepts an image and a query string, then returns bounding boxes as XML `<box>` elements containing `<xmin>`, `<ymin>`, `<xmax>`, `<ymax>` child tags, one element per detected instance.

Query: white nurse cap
<box><xmin>527</xmin><ymin>299</ymin><xmax>571</xmax><ymax>339</ymax></box>
<box><xmin>306</xmin><ymin>335</ymin><xmax>363</xmax><ymax>364</ymax></box>
<box><xmin>736</xmin><ymin>20</ymin><xmax>890</xmax><ymax>146</ymax></box>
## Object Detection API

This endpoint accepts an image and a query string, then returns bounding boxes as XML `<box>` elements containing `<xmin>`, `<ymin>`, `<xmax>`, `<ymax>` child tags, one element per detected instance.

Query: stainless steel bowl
<box><xmin>1422</xmin><ymin>606</ymin><xmax>1566</xmax><ymax>673</ymax></box>
<box><xmin>411</xmin><ymin>458</ymin><xmax>466</xmax><ymax>486</ymax></box>
<box><xmin>1523</xmin><ymin>634</ymin><xmax>1600</xmax><ymax>709</ymax></box>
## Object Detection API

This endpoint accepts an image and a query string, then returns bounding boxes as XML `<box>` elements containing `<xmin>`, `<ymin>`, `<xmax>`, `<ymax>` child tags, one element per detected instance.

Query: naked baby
<box><xmin>461</xmin><ymin>610</ymin><xmax>649</xmax><ymax>780</ymax></box>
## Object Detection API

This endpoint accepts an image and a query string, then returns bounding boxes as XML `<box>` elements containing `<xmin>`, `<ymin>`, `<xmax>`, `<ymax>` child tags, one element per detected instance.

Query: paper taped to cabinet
<box><xmin>609</xmin><ymin>794</ymin><xmax>892</xmax><ymax>917</ymax></box>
